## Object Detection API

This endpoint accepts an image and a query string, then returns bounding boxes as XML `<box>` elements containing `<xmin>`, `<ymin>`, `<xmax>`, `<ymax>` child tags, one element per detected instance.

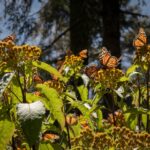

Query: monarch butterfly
<box><xmin>42</xmin><ymin>133</ymin><xmax>60</xmax><ymax>141</ymax></box>
<box><xmin>84</xmin><ymin>65</ymin><xmax>98</xmax><ymax>78</ymax></box>
<box><xmin>66</xmin><ymin>114</ymin><xmax>78</xmax><ymax>126</ymax></box>
<box><xmin>33</xmin><ymin>74</ymin><xmax>43</xmax><ymax>83</ymax></box>
<box><xmin>79</xmin><ymin>49</ymin><xmax>88</xmax><ymax>59</ymax></box>
<box><xmin>99</xmin><ymin>47</ymin><xmax>120</xmax><ymax>68</ymax></box>
<box><xmin>133</xmin><ymin>28</ymin><xmax>147</xmax><ymax>49</ymax></box>
<box><xmin>2</xmin><ymin>34</ymin><xmax>16</xmax><ymax>42</ymax></box>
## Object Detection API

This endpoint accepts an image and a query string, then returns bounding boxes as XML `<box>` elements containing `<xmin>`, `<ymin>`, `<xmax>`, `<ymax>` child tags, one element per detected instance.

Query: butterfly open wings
<box><xmin>99</xmin><ymin>47</ymin><xmax>121</xmax><ymax>68</ymax></box>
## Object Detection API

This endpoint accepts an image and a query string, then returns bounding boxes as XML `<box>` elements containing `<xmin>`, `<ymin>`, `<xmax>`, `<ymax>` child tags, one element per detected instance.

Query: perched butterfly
<box><xmin>98</xmin><ymin>47</ymin><xmax>121</xmax><ymax>68</ymax></box>
<box><xmin>33</xmin><ymin>74</ymin><xmax>43</xmax><ymax>83</ymax></box>
<box><xmin>84</xmin><ymin>65</ymin><xmax>98</xmax><ymax>78</ymax></box>
<box><xmin>133</xmin><ymin>28</ymin><xmax>147</xmax><ymax>49</ymax></box>
<box><xmin>2</xmin><ymin>34</ymin><xmax>16</xmax><ymax>42</ymax></box>
<box><xmin>42</xmin><ymin>133</ymin><xmax>60</xmax><ymax>141</ymax></box>
<box><xmin>79</xmin><ymin>49</ymin><xmax>88</xmax><ymax>59</ymax></box>
<box><xmin>66</xmin><ymin>114</ymin><xmax>78</xmax><ymax>126</ymax></box>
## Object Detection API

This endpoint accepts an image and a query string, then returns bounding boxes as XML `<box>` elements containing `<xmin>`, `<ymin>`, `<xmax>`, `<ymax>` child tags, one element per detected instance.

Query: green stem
<box><xmin>16</xmin><ymin>69</ymin><xmax>26</xmax><ymax>103</ymax></box>
<box><xmin>65</xmin><ymin>114</ymin><xmax>71</xmax><ymax>149</ymax></box>
<box><xmin>112</xmin><ymin>91</ymin><xmax>116</xmax><ymax>126</ymax></box>
<box><xmin>137</xmin><ymin>75</ymin><xmax>141</xmax><ymax>131</ymax></box>
<box><xmin>7</xmin><ymin>87</ymin><xmax>22</xmax><ymax>102</ymax></box>
<box><xmin>146</xmin><ymin>65</ymin><xmax>150</xmax><ymax>133</ymax></box>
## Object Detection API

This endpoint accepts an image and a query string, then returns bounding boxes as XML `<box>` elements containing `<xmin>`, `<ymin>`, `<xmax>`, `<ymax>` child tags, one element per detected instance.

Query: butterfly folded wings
<box><xmin>99</xmin><ymin>47</ymin><xmax>121</xmax><ymax>68</ymax></box>
<box><xmin>133</xmin><ymin>28</ymin><xmax>147</xmax><ymax>50</ymax></box>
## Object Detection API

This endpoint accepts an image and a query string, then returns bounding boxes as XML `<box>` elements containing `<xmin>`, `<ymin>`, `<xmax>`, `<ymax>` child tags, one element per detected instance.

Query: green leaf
<box><xmin>0</xmin><ymin>119</ymin><xmax>15</xmax><ymax>149</ymax></box>
<box><xmin>39</xmin><ymin>142</ymin><xmax>63</xmax><ymax>150</ymax></box>
<box><xmin>36</xmin><ymin>84</ymin><xmax>65</xmax><ymax>130</ymax></box>
<box><xmin>17</xmin><ymin>101</ymin><xmax>45</xmax><ymax>146</ymax></box>
<box><xmin>142</xmin><ymin>114</ymin><xmax>147</xmax><ymax>129</ymax></box>
<box><xmin>96</xmin><ymin>109</ymin><xmax>103</xmax><ymax>130</ymax></box>
<box><xmin>32</xmin><ymin>61</ymin><xmax>67</xmax><ymax>82</ymax></box>
<box><xmin>39</xmin><ymin>142</ymin><xmax>54</xmax><ymax>150</ymax></box>
<box><xmin>92</xmin><ymin>93</ymin><xmax>103</xmax><ymax>106</ymax></box>
<box><xmin>124</xmin><ymin>113</ymin><xmax>137</xmax><ymax>130</ymax></box>
<box><xmin>124</xmin><ymin>107</ymin><xmax>150</xmax><ymax>115</ymax></box>
<box><xmin>10</xmin><ymin>77</ymin><xmax>23</xmax><ymax>103</ymax></box>
<box><xmin>77</xmin><ymin>85</ymin><xmax>88</xmax><ymax>101</ymax></box>
<box><xmin>118</xmin><ymin>76</ymin><xmax>129</xmax><ymax>82</ymax></box>
<box><xmin>69</xmin><ymin>123</ymin><xmax>81</xmax><ymax>138</ymax></box>
<box><xmin>126</xmin><ymin>64</ymin><xmax>138</xmax><ymax>76</ymax></box>
<box><xmin>66</xmin><ymin>96</ymin><xmax>94</xmax><ymax>129</ymax></box>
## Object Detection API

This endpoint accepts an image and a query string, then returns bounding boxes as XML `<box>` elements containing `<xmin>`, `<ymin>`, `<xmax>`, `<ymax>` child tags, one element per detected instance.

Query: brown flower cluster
<box><xmin>0</xmin><ymin>38</ymin><xmax>41</xmax><ymax>67</ymax></box>
<box><xmin>85</xmin><ymin>67</ymin><xmax>124</xmax><ymax>89</ymax></box>
<box><xmin>106</xmin><ymin>110</ymin><xmax>125</xmax><ymax>127</ymax></box>
<box><xmin>44</xmin><ymin>80</ymin><xmax>65</xmax><ymax>93</ymax></box>
<box><xmin>63</xmin><ymin>55</ymin><xmax>84</xmax><ymax>73</ymax></box>
<box><xmin>112</xmin><ymin>126</ymin><xmax>150</xmax><ymax>149</ymax></box>
<box><xmin>71</xmin><ymin>126</ymin><xmax>150</xmax><ymax>149</ymax></box>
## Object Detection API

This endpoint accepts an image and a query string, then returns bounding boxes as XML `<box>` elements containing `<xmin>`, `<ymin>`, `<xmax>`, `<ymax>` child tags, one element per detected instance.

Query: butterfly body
<box><xmin>99</xmin><ymin>47</ymin><xmax>120</xmax><ymax>68</ymax></box>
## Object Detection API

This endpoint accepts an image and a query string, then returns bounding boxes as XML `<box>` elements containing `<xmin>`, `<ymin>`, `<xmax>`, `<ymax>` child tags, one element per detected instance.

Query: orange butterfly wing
<box><xmin>79</xmin><ymin>49</ymin><xmax>88</xmax><ymax>58</ymax></box>
<box><xmin>133</xmin><ymin>28</ymin><xmax>147</xmax><ymax>49</ymax></box>
<box><xmin>99</xmin><ymin>47</ymin><xmax>120</xmax><ymax>68</ymax></box>
<box><xmin>99</xmin><ymin>47</ymin><xmax>111</xmax><ymax>64</ymax></box>
<box><xmin>2</xmin><ymin>34</ymin><xmax>16</xmax><ymax>42</ymax></box>
<box><xmin>106</xmin><ymin>56</ymin><xmax>119</xmax><ymax>68</ymax></box>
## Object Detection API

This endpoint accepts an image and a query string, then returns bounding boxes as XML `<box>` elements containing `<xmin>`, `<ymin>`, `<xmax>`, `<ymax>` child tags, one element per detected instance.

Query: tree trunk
<box><xmin>70</xmin><ymin>0</ymin><xmax>90</xmax><ymax>55</ymax></box>
<box><xmin>102</xmin><ymin>0</ymin><xmax>120</xmax><ymax>57</ymax></box>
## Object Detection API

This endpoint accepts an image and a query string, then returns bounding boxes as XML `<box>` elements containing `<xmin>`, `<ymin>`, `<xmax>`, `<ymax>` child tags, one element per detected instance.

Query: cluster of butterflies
<box><xmin>85</xmin><ymin>27</ymin><xmax>147</xmax><ymax>70</ymax></box>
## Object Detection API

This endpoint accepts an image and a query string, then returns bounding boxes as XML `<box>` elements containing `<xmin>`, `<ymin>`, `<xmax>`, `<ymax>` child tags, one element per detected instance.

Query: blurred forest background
<box><xmin>0</xmin><ymin>0</ymin><xmax>150</xmax><ymax>69</ymax></box>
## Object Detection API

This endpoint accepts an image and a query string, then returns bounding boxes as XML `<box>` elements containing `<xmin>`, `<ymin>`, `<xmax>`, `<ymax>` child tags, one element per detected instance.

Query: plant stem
<box><xmin>7</xmin><ymin>87</ymin><xmax>22</xmax><ymax>102</ymax></box>
<box><xmin>23</xmin><ymin>65</ymin><xmax>27</xmax><ymax>102</ymax></box>
<box><xmin>137</xmin><ymin>75</ymin><xmax>141</xmax><ymax>131</ymax></box>
<box><xmin>65</xmin><ymin>114</ymin><xmax>71</xmax><ymax>149</ymax></box>
<box><xmin>112</xmin><ymin>92</ymin><xmax>116</xmax><ymax>126</ymax></box>
<box><xmin>17</xmin><ymin>69</ymin><xmax>26</xmax><ymax>103</ymax></box>
<box><xmin>146</xmin><ymin>65</ymin><xmax>150</xmax><ymax>133</ymax></box>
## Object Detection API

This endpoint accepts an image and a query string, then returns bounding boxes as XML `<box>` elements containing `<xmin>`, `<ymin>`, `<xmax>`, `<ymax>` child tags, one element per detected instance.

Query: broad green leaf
<box><xmin>124</xmin><ymin>107</ymin><xmax>150</xmax><ymax>115</ymax></box>
<box><xmin>69</xmin><ymin>123</ymin><xmax>81</xmax><ymax>138</ymax></box>
<box><xmin>20</xmin><ymin>118</ymin><xmax>43</xmax><ymax>146</ymax></box>
<box><xmin>142</xmin><ymin>114</ymin><xmax>147</xmax><ymax>129</ymax></box>
<box><xmin>0</xmin><ymin>119</ymin><xmax>15</xmax><ymax>149</ymax></box>
<box><xmin>125</xmin><ymin>113</ymin><xmax>137</xmax><ymax>130</ymax></box>
<box><xmin>39</xmin><ymin>142</ymin><xmax>63</xmax><ymax>150</ymax></box>
<box><xmin>39</xmin><ymin>142</ymin><xmax>54</xmax><ymax>150</ymax></box>
<box><xmin>36</xmin><ymin>84</ymin><xmax>65</xmax><ymax>130</ymax></box>
<box><xmin>66</xmin><ymin>96</ymin><xmax>89</xmax><ymax>116</ymax></box>
<box><xmin>118</xmin><ymin>76</ymin><xmax>129</xmax><ymax>82</ymax></box>
<box><xmin>32</xmin><ymin>61</ymin><xmax>67</xmax><ymax>82</ymax></box>
<box><xmin>126</xmin><ymin>64</ymin><xmax>138</xmax><ymax>76</ymax></box>
<box><xmin>92</xmin><ymin>93</ymin><xmax>103</xmax><ymax>106</ymax></box>
<box><xmin>17</xmin><ymin>101</ymin><xmax>45</xmax><ymax>146</ymax></box>
<box><xmin>77</xmin><ymin>85</ymin><xmax>88</xmax><ymax>101</ymax></box>
<box><xmin>66</xmin><ymin>96</ymin><xmax>94</xmax><ymax>129</ymax></box>
<box><xmin>10</xmin><ymin>77</ymin><xmax>23</xmax><ymax>103</ymax></box>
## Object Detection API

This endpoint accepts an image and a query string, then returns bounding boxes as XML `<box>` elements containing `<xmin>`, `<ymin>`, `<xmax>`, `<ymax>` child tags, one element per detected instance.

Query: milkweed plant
<box><xmin>0</xmin><ymin>28</ymin><xmax>150</xmax><ymax>150</ymax></box>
